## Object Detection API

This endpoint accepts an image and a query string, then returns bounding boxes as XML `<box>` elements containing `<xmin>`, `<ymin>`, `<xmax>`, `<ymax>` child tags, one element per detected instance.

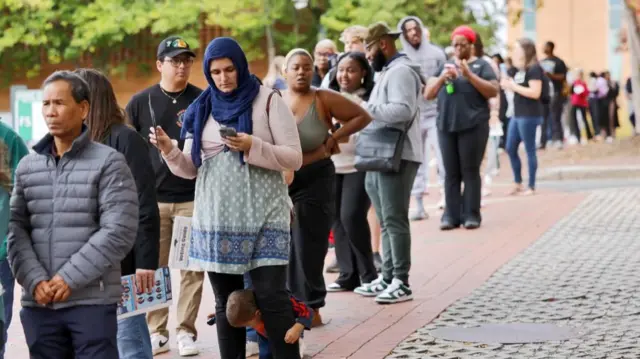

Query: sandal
<box><xmin>509</xmin><ymin>184</ymin><xmax>523</xmax><ymax>195</ymax></box>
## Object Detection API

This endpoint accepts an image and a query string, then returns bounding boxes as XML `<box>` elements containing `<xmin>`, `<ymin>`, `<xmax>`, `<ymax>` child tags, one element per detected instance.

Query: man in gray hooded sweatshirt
<box><xmin>353</xmin><ymin>22</ymin><xmax>423</xmax><ymax>304</ymax></box>
<box><xmin>398</xmin><ymin>16</ymin><xmax>447</xmax><ymax>220</ymax></box>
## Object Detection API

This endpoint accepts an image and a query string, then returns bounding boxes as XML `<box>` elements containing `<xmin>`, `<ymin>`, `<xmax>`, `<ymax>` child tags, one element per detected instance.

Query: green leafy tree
<box><xmin>0</xmin><ymin>0</ymin><xmax>320</xmax><ymax>83</ymax></box>
<box><xmin>0</xmin><ymin>0</ymin><xmax>81</xmax><ymax>82</ymax></box>
<box><xmin>69</xmin><ymin>0</ymin><xmax>202</xmax><ymax>57</ymax></box>
<box><xmin>320</xmin><ymin>0</ymin><xmax>496</xmax><ymax>50</ymax></box>
<box><xmin>203</xmin><ymin>0</ymin><xmax>320</xmax><ymax>61</ymax></box>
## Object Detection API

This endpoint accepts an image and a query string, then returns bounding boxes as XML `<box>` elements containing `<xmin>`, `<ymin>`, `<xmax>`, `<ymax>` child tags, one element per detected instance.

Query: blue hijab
<box><xmin>181</xmin><ymin>37</ymin><xmax>261</xmax><ymax>167</ymax></box>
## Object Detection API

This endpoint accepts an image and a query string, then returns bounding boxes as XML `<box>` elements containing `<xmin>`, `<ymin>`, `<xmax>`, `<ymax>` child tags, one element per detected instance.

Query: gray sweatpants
<box><xmin>411</xmin><ymin>121</ymin><xmax>445</xmax><ymax>196</ymax></box>
<box><xmin>365</xmin><ymin>161</ymin><xmax>419</xmax><ymax>285</ymax></box>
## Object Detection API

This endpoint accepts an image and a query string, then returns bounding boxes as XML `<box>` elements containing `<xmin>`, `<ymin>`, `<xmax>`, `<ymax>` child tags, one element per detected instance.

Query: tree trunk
<box><xmin>624</xmin><ymin>1</ymin><xmax>640</xmax><ymax>133</ymax></box>
<box><xmin>264</xmin><ymin>0</ymin><xmax>275</xmax><ymax>64</ymax></box>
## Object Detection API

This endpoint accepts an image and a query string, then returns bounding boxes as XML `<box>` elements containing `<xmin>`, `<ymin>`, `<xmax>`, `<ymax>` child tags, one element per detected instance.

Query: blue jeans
<box><xmin>0</xmin><ymin>259</ymin><xmax>14</xmax><ymax>358</ymax></box>
<box><xmin>258</xmin><ymin>333</ymin><xmax>272</xmax><ymax>359</ymax></box>
<box><xmin>117</xmin><ymin>314</ymin><xmax>153</xmax><ymax>359</ymax></box>
<box><xmin>506</xmin><ymin>116</ymin><xmax>542</xmax><ymax>189</ymax></box>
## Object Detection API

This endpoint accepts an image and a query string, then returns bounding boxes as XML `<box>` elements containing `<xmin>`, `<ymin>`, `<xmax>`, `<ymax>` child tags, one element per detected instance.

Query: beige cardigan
<box><xmin>164</xmin><ymin>86</ymin><xmax>302</xmax><ymax>179</ymax></box>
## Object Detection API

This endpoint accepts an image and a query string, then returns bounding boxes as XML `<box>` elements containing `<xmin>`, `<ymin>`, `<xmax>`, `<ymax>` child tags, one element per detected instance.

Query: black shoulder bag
<box><xmin>354</xmin><ymin>105</ymin><xmax>418</xmax><ymax>173</ymax></box>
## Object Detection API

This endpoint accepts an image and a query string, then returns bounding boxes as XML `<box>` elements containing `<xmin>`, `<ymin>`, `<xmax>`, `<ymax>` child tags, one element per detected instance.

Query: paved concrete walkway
<box><xmin>4</xmin><ymin>184</ymin><xmax>586</xmax><ymax>358</ymax></box>
<box><xmin>390</xmin><ymin>188</ymin><xmax>640</xmax><ymax>358</ymax></box>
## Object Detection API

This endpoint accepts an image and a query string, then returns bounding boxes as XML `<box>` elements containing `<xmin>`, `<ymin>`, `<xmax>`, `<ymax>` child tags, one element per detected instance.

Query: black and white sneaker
<box><xmin>151</xmin><ymin>333</ymin><xmax>170</xmax><ymax>355</ymax></box>
<box><xmin>353</xmin><ymin>276</ymin><xmax>390</xmax><ymax>297</ymax></box>
<box><xmin>375</xmin><ymin>278</ymin><xmax>413</xmax><ymax>304</ymax></box>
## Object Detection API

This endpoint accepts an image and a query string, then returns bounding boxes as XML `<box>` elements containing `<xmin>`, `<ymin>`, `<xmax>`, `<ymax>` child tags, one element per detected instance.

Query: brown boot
<box><xmin>312</xmin><ymin>309</ymin><xmax>323</xmax><ymax>328</ymax></box>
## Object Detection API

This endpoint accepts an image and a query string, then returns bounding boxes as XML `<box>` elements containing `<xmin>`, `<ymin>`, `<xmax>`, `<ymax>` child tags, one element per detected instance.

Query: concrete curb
<box><xmin>538</xmin><ymin>165</ymin><xmax>640</xmax><ymax>180</ymax></box>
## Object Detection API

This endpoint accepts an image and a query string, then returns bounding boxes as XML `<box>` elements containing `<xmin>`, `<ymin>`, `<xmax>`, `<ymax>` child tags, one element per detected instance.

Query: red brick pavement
<box><xmin>5</xmin><ymin>185</ymin><xmax>586</xmax><ymax>359</ymax></box>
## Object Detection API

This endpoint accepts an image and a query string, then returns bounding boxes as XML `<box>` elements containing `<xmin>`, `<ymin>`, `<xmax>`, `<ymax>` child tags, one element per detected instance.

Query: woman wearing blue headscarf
<box><xmin>150</xmin><ymin>37</ymin><xmax>303</xmax><ymax>358</ymax></box>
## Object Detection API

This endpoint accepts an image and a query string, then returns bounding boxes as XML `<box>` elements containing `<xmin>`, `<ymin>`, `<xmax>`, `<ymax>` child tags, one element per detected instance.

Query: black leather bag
<box><xmin>354</xmin><ymin>109</ymin><xmax>417</xmax><ymax>173</ymax></box>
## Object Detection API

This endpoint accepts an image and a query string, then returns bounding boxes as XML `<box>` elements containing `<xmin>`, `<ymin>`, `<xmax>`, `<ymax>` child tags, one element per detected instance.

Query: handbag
<box><xmin>354</xmin><ymin>106</ymin><xmax>417</xmax><ymax>173</ymax></box>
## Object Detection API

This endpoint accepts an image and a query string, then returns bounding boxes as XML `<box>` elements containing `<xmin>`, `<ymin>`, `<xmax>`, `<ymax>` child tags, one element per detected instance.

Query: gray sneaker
<box><xmin>410</xmin><ymin>209</ymin><xmax>428</xmax><ymax>221</ymax></box>
<box><xmin>354</xmin><ymin>276</ymin><xmax>390</xmax><ymax>297</ymax></box>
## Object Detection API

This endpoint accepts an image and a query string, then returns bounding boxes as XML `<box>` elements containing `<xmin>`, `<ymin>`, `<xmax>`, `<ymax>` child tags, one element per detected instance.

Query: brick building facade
<box><xmin>507</xmin><ymin>0</ymin><xmax>628</xmax><ymax>82</ymax></box>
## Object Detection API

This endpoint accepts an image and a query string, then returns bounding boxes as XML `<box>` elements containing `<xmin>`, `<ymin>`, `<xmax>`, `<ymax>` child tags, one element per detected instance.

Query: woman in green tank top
<box><xmin>281</xmin><ymin>48</ymin><xmax>372</xmax><ymax>326</ymax></box>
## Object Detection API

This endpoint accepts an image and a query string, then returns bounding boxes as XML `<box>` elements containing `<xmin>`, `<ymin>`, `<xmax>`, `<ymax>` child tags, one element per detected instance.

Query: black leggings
<box><xmin>439</xmin><ymin>122</ymin><xmax>489</xmax><ymax>225</ymax></box>
<box><xmin>570</xmin><ymin>106</ymin><xmax>593</xmax><ymax>140</ymax></box>
<box><xmin>597</xmin><ymin>98</ymin><xmax>612</xmax><ymax>137</ymax></box>
<box><xmin>550</xmin><ymin>95</ymin><xmax>566</xmax><ymax>141</ymax></box>
<box><xmin>208</xmin><ymin>266</ymin><xmax>300</xmax><ymax>359</ymax></box>
<box><xmin>288</xmin><ymin>158</ymin><xmax>335</xmax><ymax>309</ymax></box>
<box><xmin>333</xmin><ymin>171</ymin><xmax>377</xmax><ymax>289</ymax></box>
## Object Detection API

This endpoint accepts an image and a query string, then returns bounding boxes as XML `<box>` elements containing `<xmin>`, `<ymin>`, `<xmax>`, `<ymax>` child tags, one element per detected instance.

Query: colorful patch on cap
<box><xmin>170</xmin><ymin>39</ymin><xmax>188</xmax><ymax>48</ymax></box>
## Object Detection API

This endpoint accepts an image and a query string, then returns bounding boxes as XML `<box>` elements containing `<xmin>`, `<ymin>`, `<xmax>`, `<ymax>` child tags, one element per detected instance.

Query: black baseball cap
<box><xmin>157</xmin><ymin>36</ymin><xmax>196</xmax><ymax>59</ymax></box>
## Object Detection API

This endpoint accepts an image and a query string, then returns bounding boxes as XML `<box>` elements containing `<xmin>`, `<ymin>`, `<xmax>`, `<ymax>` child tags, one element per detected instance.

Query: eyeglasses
<box><xmin>164</xmin><ymin>57</ymin><xmax>194</xmax><ymax>68</ymax></box>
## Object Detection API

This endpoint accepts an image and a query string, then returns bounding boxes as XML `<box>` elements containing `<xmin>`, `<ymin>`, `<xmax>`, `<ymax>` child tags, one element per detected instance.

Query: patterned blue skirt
<box><xmin>188</xmin><ymin>151</ymin><xmax>292</xmax><ymax>274</ymax></box>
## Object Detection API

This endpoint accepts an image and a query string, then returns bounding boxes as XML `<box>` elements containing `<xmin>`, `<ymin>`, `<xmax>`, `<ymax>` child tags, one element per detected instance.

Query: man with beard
<box><xmin>397</xmin><ymin>16</ymin><xmax>447</xmax><ymax>220</ymax></box>
<box><xmin>353</xmin><ymin>22</ymin><xmax>423</xmax><ymax>304</ymax></box>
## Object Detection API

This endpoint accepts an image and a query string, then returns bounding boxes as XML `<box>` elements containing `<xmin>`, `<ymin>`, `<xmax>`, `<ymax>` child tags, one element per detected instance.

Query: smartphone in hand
<box><xmin>219</xmin><ymin>126</ymin><xmax>238</xmax><ymax>138</ymax></box>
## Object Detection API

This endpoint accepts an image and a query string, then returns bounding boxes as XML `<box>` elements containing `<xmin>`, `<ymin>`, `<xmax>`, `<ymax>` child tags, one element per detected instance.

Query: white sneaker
<box><xmin>177</xmin><ymin>332</ymin><xmax>199</xmax><ymax>357</ymax></box>
<box><xmin>151</xmin><ymin>333</ymin><xmax>170</xmax><ymax>356</ymax></box>
<box><xmin>246</xmin><ymin>340</ymin><xmax>259</xmax><ymax>357</ymax></box>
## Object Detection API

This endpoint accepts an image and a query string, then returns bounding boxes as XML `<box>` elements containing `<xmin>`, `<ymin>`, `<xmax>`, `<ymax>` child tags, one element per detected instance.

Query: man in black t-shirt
<box><xmin>125</xmin><ymin>36</ymin><xmax>203</xmax><ymax>357</ymax></box>
<box><xmin>539</xmin><ymin>41</ymin><xmax>568</xmax><ymax>148</ymax></box>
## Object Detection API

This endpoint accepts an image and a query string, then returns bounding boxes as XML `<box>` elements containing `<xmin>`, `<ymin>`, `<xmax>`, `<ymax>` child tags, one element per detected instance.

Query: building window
<box><xmin>522</xmin><ymin>0</ymin><xmax>537</xmax><ymax>41</ymax></box>
<box><xmin>608</xmin><ymin>0</ymin><xmax>623</xmax><ymax>80</ymax></box>
<box><xmin>609</xmin><ymin>0</ymin><xmax>622</xmax><ymax>30</ymax></box>
<box><xmin>523</xmin><ymin>12</ymin><xmax>536</xmax><ymax>32</ymax></box>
